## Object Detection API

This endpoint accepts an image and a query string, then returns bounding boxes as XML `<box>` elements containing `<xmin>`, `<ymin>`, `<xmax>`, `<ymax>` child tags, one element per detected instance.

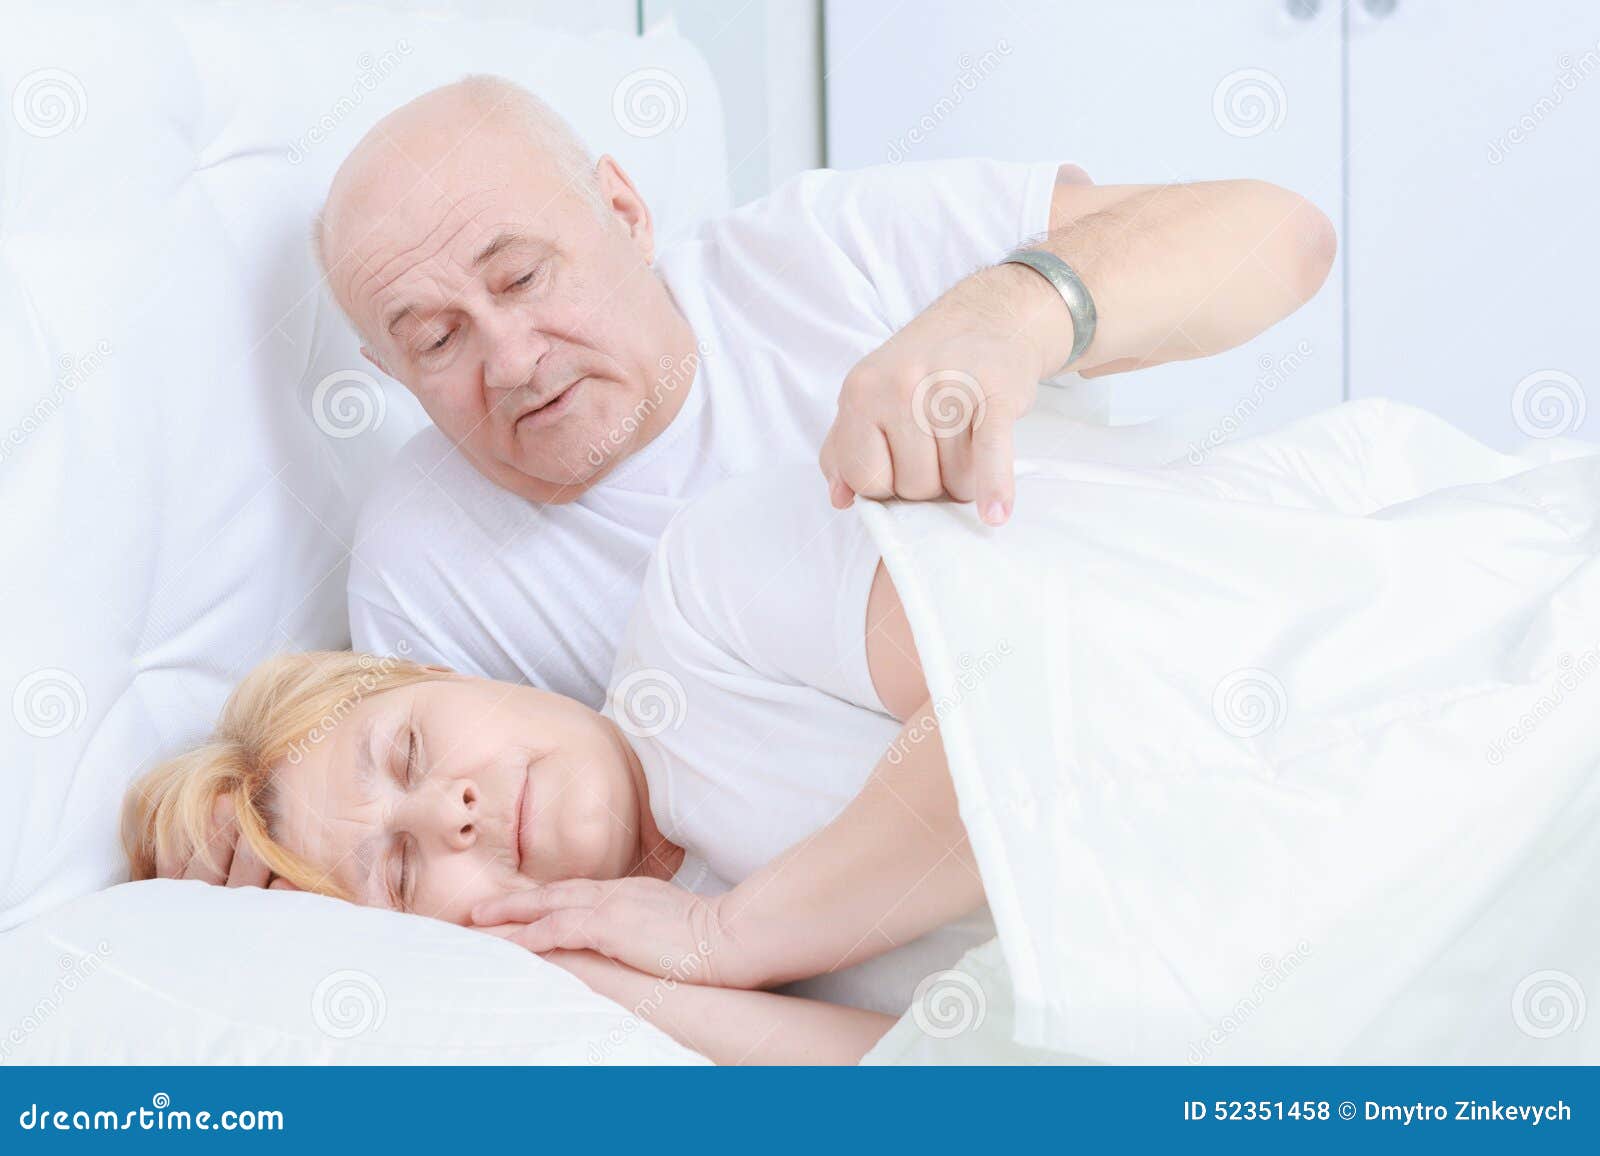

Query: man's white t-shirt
<box><xmin>348</xmin><ymin>158</ymin><xmax>1103</xmax><ymax>701</ymax></box>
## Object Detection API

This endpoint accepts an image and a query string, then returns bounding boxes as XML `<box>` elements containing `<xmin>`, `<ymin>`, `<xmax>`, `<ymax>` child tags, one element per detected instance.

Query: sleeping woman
<box><xmin>123</xmin><ymin>465</ymin><xmax>999</xmax><ymax>1066</ymax></box>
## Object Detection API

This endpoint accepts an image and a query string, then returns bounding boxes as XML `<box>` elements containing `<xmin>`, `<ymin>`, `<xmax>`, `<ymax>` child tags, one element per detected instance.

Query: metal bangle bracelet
<box><xmin>999</xmin><ymin>248</ymin><xmax>1097</xmax><ymax>372</ymax></box>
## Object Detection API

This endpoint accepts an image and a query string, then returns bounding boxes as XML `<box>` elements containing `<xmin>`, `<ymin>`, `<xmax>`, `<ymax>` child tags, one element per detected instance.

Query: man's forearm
<box><xmin>960</xmin><ymin>179</ymin><xmax>1336</xmax><ymax>378</ymax></box>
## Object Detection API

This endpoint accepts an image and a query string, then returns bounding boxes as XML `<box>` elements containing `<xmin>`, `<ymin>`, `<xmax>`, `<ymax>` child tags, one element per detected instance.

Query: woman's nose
<box><xmin>420</xmin><ymin>778</ymin><xmax>480</xmax><ymax>852</ymax></box>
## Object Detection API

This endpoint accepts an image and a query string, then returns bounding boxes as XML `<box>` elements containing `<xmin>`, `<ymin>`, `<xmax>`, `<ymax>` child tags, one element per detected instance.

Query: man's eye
<box><xmin>421</xmin><ymin>329</ymin><xmax>453</xmax><ymax>354</ymax></box>
<box><xmin>404</xmin><ymin>729</ymin><xmax>419</xmax><ymax>785</ymax></box>
<box><xmin>507</xmin><ymin>263</ymin><xmax>544</xmax><ymax>291</ymax></box>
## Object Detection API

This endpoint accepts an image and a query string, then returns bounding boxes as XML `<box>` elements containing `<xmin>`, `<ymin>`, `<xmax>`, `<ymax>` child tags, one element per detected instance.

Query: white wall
<box><xmin>645</xmin><ymin>0</ymin><xmax>824</xmax><ymax>206</ymax></box>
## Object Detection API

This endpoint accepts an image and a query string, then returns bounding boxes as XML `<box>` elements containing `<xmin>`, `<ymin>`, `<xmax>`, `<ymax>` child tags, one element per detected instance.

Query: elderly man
<box><xmin>172</xmin><ymin>73</ymin><xmax>1333</xmax><ymax>884</ymax></box>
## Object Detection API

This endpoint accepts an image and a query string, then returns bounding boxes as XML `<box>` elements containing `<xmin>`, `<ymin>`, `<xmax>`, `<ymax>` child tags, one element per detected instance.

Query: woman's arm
<box><xmin>714</xmin><ymin>687</ymin><xmax>984</xmax><ymax>987</ymax></box>
<box><xmin>472</xmin><ymin>563</ymin><xmax>985</xmax><ymax>990</ymax></box>
<box><xmin>546</xmin><ymin>949</ymin><xmax>894</xmax><ymax>1065</ymax></box>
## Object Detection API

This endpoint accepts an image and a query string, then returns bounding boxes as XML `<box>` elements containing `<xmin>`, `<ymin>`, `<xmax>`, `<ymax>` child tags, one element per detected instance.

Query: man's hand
<box><xmin>469</xmin><ymin>876</ymin><xmax>757</xmax><ymax>988</ymax></box>
<box><xmin>155</xmin><ymin>794</ymin><xmax>274</xmax><ymax>888</ymax></box>
<box><xmin>819</xmin><ymin>264</ymin><xmax>1064</xmax><ymax>526</ymax></box>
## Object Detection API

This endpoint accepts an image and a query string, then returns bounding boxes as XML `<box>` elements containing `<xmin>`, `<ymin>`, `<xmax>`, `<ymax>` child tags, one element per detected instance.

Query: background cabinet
<box><xmin>826</xmin><ymin>0</ymin><xmax>1598</xmax><ymax>447</ymax></box>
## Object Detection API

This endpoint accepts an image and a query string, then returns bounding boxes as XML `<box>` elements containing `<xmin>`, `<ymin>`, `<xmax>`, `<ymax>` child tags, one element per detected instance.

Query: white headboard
<box><xmin>0</xmin><ymin>0</ymin><xmax>729</xmax><ymax>927</ymax></box>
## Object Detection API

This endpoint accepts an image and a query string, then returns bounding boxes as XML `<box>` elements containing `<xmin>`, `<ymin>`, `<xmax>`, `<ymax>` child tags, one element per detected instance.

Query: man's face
<box><xmin>324</xmin><ymin>110</ymin><xmax>688</xmax><ymax>502</ymax></box>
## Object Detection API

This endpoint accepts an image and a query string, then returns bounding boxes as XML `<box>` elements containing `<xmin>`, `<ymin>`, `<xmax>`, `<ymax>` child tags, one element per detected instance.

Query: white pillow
<box><xmin>0</xmin><ymin>1</ymin><xmax>728</xmax><ymax>930</ymax></box>
<box><xmin>0</xmin><ymin>880</ymin><xmax>706</xmax><ymax>1064</ymax></box>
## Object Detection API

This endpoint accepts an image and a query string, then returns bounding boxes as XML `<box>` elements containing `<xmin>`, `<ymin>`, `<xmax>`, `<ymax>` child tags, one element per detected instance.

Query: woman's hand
<box><xmin>469</xmin><ymin>877</ymin><xmax>761</xmax><ymax>989</ymax></box>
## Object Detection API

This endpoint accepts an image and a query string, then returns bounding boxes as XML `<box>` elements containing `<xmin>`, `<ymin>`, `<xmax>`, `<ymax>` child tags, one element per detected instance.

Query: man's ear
<box><xmin>593</xmin><ymin>154</ymin><xmax>655</xmax><ymax>263</ymax></box>
<box><xmin>360</xmin><ymin>345</ymin><xmax>391</xmax><ymax>378</ymax></box>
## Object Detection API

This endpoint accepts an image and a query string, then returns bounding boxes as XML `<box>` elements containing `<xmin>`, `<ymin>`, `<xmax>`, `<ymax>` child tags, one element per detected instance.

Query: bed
<box><xmin>1</xmin><ymin>0</ymin><xmax>727</xmax><ymax>1063</ymax></box>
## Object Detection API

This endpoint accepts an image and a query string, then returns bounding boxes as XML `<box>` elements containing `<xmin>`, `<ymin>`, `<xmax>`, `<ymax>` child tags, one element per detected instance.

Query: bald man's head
<box><xmin>311</xmin><ymin>75</ymin><xmax>696</xmax><ymax>504</ymax></box>
<box><xmin>314</xmin><ymin>75</ymin><xmax>601</xmax><ymax>299</ymax></box>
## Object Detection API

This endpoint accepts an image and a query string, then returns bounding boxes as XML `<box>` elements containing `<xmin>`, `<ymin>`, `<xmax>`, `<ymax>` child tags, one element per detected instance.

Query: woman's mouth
<box><xmin>512</xmin><ymin>773</ymin><xmax>529</xmax><ymax>872</ymax></box>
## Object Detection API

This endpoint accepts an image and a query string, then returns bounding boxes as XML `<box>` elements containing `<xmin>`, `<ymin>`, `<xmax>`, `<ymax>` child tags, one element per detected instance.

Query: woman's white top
<box><xmin>602</xmin><ymin>465</ymin><xmax>995</xmax><ymax>1013</ymax></box>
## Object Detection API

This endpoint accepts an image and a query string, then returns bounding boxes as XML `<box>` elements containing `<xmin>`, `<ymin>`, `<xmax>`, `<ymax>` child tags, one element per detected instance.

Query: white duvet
<box><xmin>860</xmin><ymin>399</ymin><xmax>1600</xmax><ymax>1064</ymax></box>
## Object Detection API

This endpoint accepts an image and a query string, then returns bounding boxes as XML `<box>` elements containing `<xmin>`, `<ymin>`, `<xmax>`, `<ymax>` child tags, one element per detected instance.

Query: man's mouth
<box><xmin>514</xmin><ymin>377</ymin><xmax>585</xmax><ymax>431</ymax></box>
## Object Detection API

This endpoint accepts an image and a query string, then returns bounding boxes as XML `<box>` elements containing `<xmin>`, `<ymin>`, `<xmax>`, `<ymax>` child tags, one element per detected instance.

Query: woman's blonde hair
<box><xmin>122</xmin><ymin>650</ymin><xmax>451</xmax><ymax>898</ymax></box>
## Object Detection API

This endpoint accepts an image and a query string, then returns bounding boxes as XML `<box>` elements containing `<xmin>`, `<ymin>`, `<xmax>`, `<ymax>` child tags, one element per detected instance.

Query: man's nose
<box><xmin>482</xmin><ymin>317</ymin><xmax>552</xmax><ymax>398</ymax></box>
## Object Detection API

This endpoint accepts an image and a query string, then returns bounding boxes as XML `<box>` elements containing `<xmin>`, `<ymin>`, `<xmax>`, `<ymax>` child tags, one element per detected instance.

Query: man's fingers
<box><xmin>884</xmin><ymin>424</ymin><xmax>942</xmax><ymax>501</ymax></box>
<box><xmin>935</xmin><ymin>428</ymin><xmax>977</xmax><ymax>504</ymax></box>
<box><xmin>835</xmin><ymin>424</ymin><xmax>895</xmax><ymax>501</ymax></box>
<box><xmin>972</xmin><ymin>400</ymin><xmax>1017</xmax><ymax>525</ymax></box>
<box><xmin>819</xmin><ymin>429</ymin><xmax>854</xmax><ymax>508</ymax></box>
<box><xmin>267</xmin><ymin>877</ymin><xmax>300</xmax><ymax>892</ymax></box>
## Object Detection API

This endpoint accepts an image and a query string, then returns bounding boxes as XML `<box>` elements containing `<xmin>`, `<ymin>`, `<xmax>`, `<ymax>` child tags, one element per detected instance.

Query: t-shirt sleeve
<box><xmin>805</xmin><ymin>157</ymin><xmax>1060</xmax><ymax>330</ymax></box>
<box><xmin>625</xmin><ymin>465</ymin><xmax>887</xmax><ymax>715</ymax></box>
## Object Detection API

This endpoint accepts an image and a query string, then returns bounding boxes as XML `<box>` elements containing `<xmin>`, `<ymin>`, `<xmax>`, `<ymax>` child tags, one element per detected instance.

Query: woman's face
<box><xmin>268</xmin><ymin>676</ymin><xmax>641</xmax><ymax>924</ymax></box>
